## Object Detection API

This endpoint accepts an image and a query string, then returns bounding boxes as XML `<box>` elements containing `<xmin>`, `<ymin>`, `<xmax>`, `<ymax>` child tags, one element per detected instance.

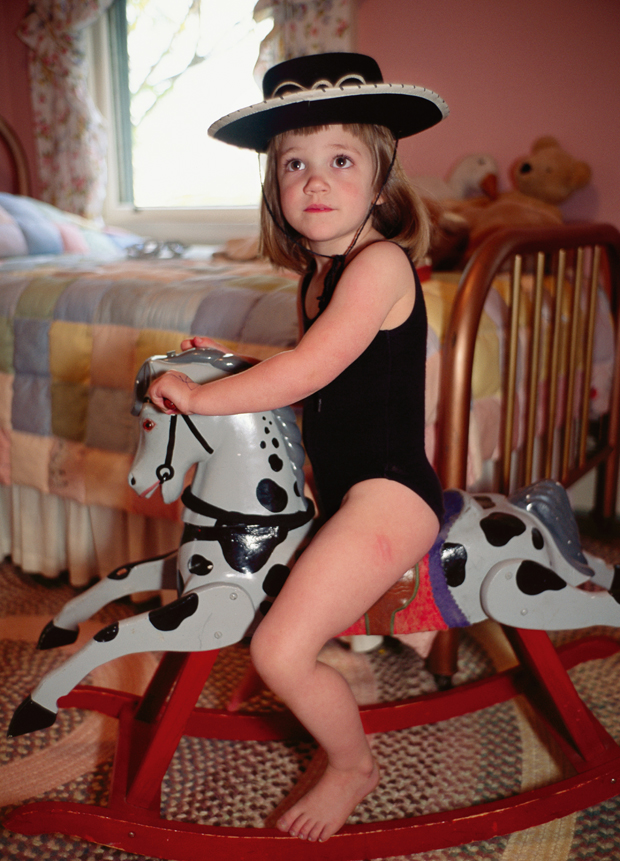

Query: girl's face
<box><xmin>276</xmin><ymin>125</ymin><xmax>381</xmax><ymax>257</ymax></box>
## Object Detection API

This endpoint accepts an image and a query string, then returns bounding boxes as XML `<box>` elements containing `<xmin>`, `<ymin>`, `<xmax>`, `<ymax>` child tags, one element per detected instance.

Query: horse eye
<box><xmin>143</xmin><ymin>419</ymin><xmax>155</xmax><ymax>431</ymax></box>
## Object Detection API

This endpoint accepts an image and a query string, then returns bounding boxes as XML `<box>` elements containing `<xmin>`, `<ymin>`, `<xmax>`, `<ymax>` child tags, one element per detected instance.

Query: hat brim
<box><xmin>208</xmin><ymin>84</ymin><xmax>449</xmax><ymax>152</ymax></box>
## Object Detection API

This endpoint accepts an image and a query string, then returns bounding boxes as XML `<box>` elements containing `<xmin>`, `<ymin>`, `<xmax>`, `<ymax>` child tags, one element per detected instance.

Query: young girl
<box><xmin>149</xmin><ymin>53</ymin><xmax>448</xmax><ymax>843</ymax></box>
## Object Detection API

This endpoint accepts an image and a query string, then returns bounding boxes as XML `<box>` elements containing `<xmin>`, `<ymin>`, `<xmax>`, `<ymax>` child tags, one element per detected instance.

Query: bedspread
<box><xmin>0</xmin><ymin>253</ymin><xmax>614</xmax><ymax>525</ymax></box>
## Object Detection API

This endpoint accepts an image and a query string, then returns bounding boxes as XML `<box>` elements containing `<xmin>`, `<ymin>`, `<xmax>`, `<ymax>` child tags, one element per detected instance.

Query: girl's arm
<box><xmin>149</xmin><ymin>243</ymin><xmax>414</xmax><ymax>415</ymax></box>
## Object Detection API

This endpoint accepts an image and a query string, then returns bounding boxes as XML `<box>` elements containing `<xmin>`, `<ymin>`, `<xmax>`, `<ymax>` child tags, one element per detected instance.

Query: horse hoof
<box><xmin>37</xmin><ymin>620</ymin><xmax>78</xmax><ymax>650</ymax></box>
<box><xmin>7</xmin><ymin>695</ymin><xmax>57</xmax><ymax>737</ymax></box>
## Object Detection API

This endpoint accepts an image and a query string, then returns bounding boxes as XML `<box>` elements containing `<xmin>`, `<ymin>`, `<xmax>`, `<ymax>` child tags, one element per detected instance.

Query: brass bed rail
<box><xmin>435</xmin><ymin>222</ymin><xmax>620</xmax><ymax>521</ymax></box>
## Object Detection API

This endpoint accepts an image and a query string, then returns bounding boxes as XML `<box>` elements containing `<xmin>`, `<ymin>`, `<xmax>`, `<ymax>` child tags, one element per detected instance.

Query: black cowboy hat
<box><xmin>208</xmin><ymin>52</ymin><xmax>448</xmax><ymax>153</ymax></box>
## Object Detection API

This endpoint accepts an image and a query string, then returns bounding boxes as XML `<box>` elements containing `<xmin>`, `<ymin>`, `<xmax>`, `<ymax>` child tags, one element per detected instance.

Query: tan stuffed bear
<box><xmin>445</xmin><ymin>136</ymin><xmax>592</xmax><ymax>264</ymax></box>
<box><xmin>511</xmin><ymin>136</ymin><xmax>591</xmax><ymax>205</ymax></box>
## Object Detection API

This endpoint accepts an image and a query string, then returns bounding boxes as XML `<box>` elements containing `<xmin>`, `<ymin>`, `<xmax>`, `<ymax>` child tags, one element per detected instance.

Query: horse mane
<box><xmin>271</xmin><ymin>405</ymin><xmax>307</xmax><ymax>501</ymax></box>
<box><xmin>510</xmin><ymin>480</ymin><xmax>593</xmax><ymax>579</ymax></box>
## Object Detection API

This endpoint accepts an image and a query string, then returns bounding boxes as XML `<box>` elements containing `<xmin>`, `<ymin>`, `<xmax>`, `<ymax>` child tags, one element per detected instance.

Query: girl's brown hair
<box><xmin>259</xmin><ymin>124</ymin><xmax>430</xmax><ymax>273</ymax></box>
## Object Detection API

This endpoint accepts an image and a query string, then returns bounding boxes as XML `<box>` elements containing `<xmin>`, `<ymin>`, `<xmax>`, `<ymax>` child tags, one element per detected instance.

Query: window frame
<box><xmin>89</xmin><ymin>2</ymin><xmax>261</xmax><ymax>245</ymax></box>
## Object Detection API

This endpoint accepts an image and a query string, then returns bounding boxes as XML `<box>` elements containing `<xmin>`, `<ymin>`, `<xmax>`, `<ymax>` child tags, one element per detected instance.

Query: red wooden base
<box><xmin>5</xmin><ymin>631</ymin><xmax>620</xmax><ymax>860</ymax></box>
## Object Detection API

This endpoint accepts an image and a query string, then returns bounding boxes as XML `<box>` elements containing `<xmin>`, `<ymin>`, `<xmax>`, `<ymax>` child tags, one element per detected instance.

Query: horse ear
<box><xmin>132</xmin><ymin>362</ymin><xmax>153</xmax><ymax>415</ymax></box>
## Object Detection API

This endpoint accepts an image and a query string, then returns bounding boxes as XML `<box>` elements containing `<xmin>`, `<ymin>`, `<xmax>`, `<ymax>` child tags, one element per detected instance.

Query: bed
<box><xmin>0</xmin><ymin>117</ymin><xmax>618</xmax><ymax>593</ymax></box>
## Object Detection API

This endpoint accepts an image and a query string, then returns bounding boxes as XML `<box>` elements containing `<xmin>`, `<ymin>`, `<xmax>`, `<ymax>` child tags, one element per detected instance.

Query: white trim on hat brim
<box><xmin>208</xmin><ymin>82</ymin><xmax>449</xmax><ymax>151</ymax></box>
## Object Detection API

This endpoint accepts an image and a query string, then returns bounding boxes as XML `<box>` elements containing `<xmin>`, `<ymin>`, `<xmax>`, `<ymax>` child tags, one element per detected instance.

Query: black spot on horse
<box><xmin>221</xmin><ymin>526</ymin><xmax>286</xmax><ymax>574</ymax></box>
<box><xmin>516</xmin><ymin>561</ymin><xmax>567</xmax><ymax>595</ymax></box>
<box><xmin>181</xmin><ymin>522</ymin><xmax>289</xmax><ymax>575</ymax></box>
<box><xmin>441</xmin><ymin>542</ymin><xmax>468</xmax><ymax>587</ymax></box>
<box><xmin>473</xmin><ymin>495</ymin><xmax>496</xmax><ymax>509</ymax></box>
<box><xmin>480</xmin><ymin>513</ymin><xmax>526</xmax><ymax>546</ymax></box>
<box><xmin>94</xmin><ymin>622</ymin><xmax>119</xmax><ymax>642</ymax></box>
<box><xmin>256</xmin><ymin>478</ymin><xmax>288</xmax><ymax>512</ymax></box>
<box><xmin>188</xmin><ymin>555</ymin><xmax>214</xmax><ymax>576</ymax></box>
<box><xmin>263</xmin><ymin>563</ymin><xmax>290</xmax><ymax>597</ymax></box>
<box><xmin>148</xmin><ymin>592</ymin><xmax>199</xmax><ymax>631</ymax></box>
<box><xmin>531</xmin><ymin>527</ymin><xmax>544</xmax><ymax>550</ymax></box>
<box><xmin>269</xmin><ymin>454</ymin><xmax>283</xmax><ymax>472</ymax></box>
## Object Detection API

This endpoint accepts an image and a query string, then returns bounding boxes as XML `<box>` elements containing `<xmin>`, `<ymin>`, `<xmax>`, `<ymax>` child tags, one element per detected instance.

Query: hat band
<box><xmin>270</xmin><ymin>73</ymin><xmax>369</xmax><ymax>99</ymax></box>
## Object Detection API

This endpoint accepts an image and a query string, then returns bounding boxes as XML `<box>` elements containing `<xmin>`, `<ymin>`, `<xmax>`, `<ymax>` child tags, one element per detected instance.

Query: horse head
<box><xmin>128</xmin><ymin>349</ymin><xmax>252</xmax><ymax>504</ymax></box>
<box><xmin>128</xmin><ymin>348</ymin><xmax>312</xmax><ymax>524</ymax></box>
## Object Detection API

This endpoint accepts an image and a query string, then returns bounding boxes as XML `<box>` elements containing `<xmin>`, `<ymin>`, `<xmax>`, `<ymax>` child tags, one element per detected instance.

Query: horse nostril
<box><xmin>130</xmin><ymin>476</ymin><xmax>136</xmax><ymax>486</ymax></box>
<box><xmin>519</xmin><ymin>162</ymin><xmax>533</xmax><ymax>174</ymax></box>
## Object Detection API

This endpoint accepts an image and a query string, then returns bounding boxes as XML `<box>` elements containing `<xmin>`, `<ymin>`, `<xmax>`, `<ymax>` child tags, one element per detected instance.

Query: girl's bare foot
<box><xmin>275</xmin><ymin>756</ymin><xmax>379</xmax><ymax>842</ymax></box>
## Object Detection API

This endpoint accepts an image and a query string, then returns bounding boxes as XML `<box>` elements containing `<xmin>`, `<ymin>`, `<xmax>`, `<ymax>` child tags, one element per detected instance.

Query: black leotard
<box><xmin>301</xmin><ymin>246</ymin><xmax>444</xmax><ymax>523</ymax></box>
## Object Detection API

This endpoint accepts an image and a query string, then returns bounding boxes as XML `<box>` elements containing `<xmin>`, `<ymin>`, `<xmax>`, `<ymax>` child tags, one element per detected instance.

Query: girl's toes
<box><xmin>277</xmin><ymin>811</ymin><xmax>302</xmax><ymax>838</ymax></box>
<box><xmin>295</xmin><ymin>818</ymin><xmax>313</xmax><ymax>840</ymax></box>
<box><xmin>305</xmin><ymin>822</ymin><xmax>324</xmax><ymax>842</ymax></box>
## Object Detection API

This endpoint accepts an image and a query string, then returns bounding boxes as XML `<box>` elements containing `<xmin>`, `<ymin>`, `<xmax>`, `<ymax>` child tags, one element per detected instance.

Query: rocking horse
<box><xmin>5</xmin><ymin>348</ymin><xmax>620</xmax><ymax>860</ymax></box>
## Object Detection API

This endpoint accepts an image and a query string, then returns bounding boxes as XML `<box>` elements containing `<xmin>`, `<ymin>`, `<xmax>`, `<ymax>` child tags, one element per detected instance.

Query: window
<box><xmin>93</xmin><ymin>0</ymin><xmax>273</xmax><ymax>242</ymax></box>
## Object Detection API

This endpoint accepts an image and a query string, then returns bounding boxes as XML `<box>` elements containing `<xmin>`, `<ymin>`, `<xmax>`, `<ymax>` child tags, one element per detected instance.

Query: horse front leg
<box><xmin>8</xmin><ymin>581</ymin><xmax>256</xmax><ymax>738</ymax></box>
<box><xmin>37</xmin><ymin>552</ymin><xmax>179</xmax><ymax>650</ymax></box>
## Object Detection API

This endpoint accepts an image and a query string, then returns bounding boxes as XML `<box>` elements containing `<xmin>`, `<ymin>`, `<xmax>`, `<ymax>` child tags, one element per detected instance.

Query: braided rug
<box><xmin>1</xmin><ymin>540</ymin><xmax>619</xmax><ymax>861</ymax></box>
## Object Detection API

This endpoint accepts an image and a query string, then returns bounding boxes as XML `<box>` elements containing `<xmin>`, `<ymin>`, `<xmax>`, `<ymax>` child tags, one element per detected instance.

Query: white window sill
<box><xmin>104</xmin><ymin>203</ymin><xmax>260</xmax><ymax>245</ymax></box>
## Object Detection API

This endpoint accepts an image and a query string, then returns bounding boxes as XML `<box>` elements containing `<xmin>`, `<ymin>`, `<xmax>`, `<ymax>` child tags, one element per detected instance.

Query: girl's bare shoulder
<box><xmin>341</xmin><ymin>242</ymin><xmax>413</xmax><ymax>299</ymax></box>
<box><xmin>348</xmin><ymin>240</ymin><xmax>412</xmax><ymax>275</ymax></box>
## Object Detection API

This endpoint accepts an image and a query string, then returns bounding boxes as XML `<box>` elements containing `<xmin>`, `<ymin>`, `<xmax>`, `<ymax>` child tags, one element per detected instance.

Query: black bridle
<box><xmin>153</xmin><ymin>409</ymin><xmax>214</xmax><ymax>485</ymax></box>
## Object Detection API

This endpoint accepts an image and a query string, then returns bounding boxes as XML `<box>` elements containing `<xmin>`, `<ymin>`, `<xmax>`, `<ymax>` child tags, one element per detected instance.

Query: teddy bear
<box><xmin>440</xmin><ymin>137</ymin><xmax>592</xmax><ymax>265</ymax></box>
<box><xmin>511</xmin><ymin>135</ymin><xmax>591</xmax><ymax>205</ymax></box>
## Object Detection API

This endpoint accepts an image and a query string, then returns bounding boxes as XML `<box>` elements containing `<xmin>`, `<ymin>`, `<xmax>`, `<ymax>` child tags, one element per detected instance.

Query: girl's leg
<box><xmin>250</xmin><ymin>478</ymin><xmax>439</xmax><ymax>842</ymax></box>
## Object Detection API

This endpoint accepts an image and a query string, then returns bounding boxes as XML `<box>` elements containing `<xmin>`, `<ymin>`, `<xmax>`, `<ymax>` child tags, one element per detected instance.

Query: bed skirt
<box><xmin>0</xmin><ymin>484</ymin><xmax>183</xmax><ymax>587</ymax></box>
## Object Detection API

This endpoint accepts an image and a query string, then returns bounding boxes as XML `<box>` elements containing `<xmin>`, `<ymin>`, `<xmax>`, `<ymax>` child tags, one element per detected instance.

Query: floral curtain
<box><xmin>254</xmin><ymin>0</ymin><xmax>356</xmax><ymax>82</ymax></box>
<box><xmin>17</xmin><ymin>0</ymin><xmax>114</xmax><ymax>221</ymax></box>
<box><xmin>16</xmin><ymin>0</ymin><xmax>356</xmax><ymax>220</ymax></box>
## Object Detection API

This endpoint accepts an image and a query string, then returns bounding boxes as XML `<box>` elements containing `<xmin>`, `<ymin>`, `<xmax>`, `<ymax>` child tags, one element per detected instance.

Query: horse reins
<box><xmin>150</xmin><ymin>404</ymin><xmax>214</xmax><ymax>485</ymax></box>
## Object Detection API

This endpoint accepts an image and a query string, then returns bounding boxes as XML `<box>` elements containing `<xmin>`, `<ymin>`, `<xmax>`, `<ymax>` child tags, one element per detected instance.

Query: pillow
<box><xmin>26</xmin><ymin>197</ymin><xmax>143</xmax><ymax>256</ymax></box>
<box><xmin>0</xmin><ymin>204</ymin><xmax>28</xmax><ymax>257</ymax></box>
<box><xmin>0</xmin><ymin>192</ymin><xmax>63</xmax><ymax>255</ymax></box>
<box><xmin>56</xmin><ymin>222</ymin><xmax>91</xmax><ymax>254</ymax></box>
<box><xmin>0</xmin><ymin>194</ymin><xmax>144</xmax><ymax>260</ymax></box>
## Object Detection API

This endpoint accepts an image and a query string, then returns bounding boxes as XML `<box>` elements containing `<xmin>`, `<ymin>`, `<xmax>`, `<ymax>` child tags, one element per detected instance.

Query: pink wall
<box><xmin>358</xmin><ymin>0</ymin><xmax>620</xmax><ymax>227</ymax></box>
<box><xmin>0</xmin><ymin>0</ymin><xmax>39</xmax><ymax>197</ymax></box>
<box><xmin>2</xmin><ymin>0</ymin><xmax>619</xmax><ymax>229</ymax></box>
